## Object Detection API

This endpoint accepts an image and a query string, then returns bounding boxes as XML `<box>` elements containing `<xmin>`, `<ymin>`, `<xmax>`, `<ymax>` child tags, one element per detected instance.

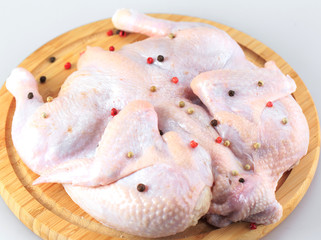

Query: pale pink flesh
<box><xmin>191</xmin><ymin>61</ymin><xmax>297</xmax><ymax>163</ymax></box>
<box><xmin>191</xmin><ymin>66</ymin><xmax>308</xmax><ymax>226</ymax></box>
<box><xmin>35</xmin><ymin>100</ymin><xmax>214</xmax><ymax>237</ymax></box>
<box><xmin>6</xmin><ymin>9</ymin><xmax>309</xmax><ymax>238</ymax></box>
<box><xmin>112</xmin><ymin>8</ymin><xmax>211</xmax><ymax>37</ymax></box>
<box><xmin>34</xmin><ymin>100</ymin><xmax>213</xmax><ymax>187</ymax></box>
<box><xmin>6</xmin><ymin>13</ymin><xmax>252</xmax><ymax>174</ymax></box>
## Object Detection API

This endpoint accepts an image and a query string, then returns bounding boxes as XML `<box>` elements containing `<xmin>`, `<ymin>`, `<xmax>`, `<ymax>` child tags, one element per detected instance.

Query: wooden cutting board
<box><xmin>0</xmin><ymin>14</ymin><xmax>320</xmax><ymax>240</ymax></box>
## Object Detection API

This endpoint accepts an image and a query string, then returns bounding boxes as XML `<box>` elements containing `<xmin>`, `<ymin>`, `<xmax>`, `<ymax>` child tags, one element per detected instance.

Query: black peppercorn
<box><xmin>137</xmin><ymin>183</ymin><xmax>146</xmax><ymax>192</ymax></box>
<box><xmin>49</xmin><ymin>57</ymin><xmax>56</xmax><ymax>63</ymax></box>
<box><xmin>239</xmin><ymin>178</ymin><xmax>245</xmax><ymax>183</ymax></box>
<box><xmin>40</xmin><ymin>76</ymin><xmax>46</xmax><ymax>83</ymax></box>
<box><xmin>157</xmin><ymin>55</ymin><xmax>164</xmax><ymax>62</ymax></box>
<box><xmin>115</xmin><ymin>29</ymin><xmax>120</xmax><ymax>34</ymax></box>
<box><xmin>27</xmin><ymin>92</ymin><xmax>34</xmax><ymax>99</ymax></box>
<box><xmin>159</xmin><ymin>130</ymin><xmax>164</xmax><ymax>135</ymax></box>
<box><xmin>228</xmin><ymin>90</ymin><xmax>235</xmax><ymax>97</ymax></box>
<box><xmin>210</xmin><ymin>119</ymin><xmax>218</xmax><ymax>127</ymax></box>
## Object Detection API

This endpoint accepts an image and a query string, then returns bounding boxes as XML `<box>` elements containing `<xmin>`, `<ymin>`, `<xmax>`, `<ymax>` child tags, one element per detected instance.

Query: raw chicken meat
<box><xmin>5</xmin><ymin>8</ymin><xmax>309</xmax><ymax>238</ymax></box>
<box><xmin>191</xmin><ymin>63</ymin><xmax>309</xmax><ymax>226</ymax></box>
<box><xmin>6</xmin><ymin>9</ymin><xmax>252</xmax><ymax>174</ymax></box>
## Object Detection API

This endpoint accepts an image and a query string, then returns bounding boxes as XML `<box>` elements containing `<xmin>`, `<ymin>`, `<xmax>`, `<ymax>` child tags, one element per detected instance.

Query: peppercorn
<box><xmin>127</xmin><ymin>152</ymin><xmax>134</xmax><ymax>158</ymax></box>
<box><xmin>228</xmin><ymin>90</ymin><xmax>235</xmax><ymax>97</ymax></box>
<box><xmin>159</xmin><ymin>130</ymin><xmax>164</xmax><ymax>135</ymax></box>
<box><xmin>231</xmin><ymin>170</ymin><xmax>238</xmax><ymax>176</ymax></box>
<box><xmin>49</xmin><ymin>57</ymin><xmax>56</xmax><ymax>63</ymax></box>
<box><xmin>27</xmin><ymin>92</ymin><xmax>34</xmax><ymax>99</ymax></box>
<box><xmin>179</xmin><ymin>101</ymin><xmax>185</xmax><ymax>108</ymax></box>
<box><xmin>171</xmin><ymin>77</ymin><xmax>179</xmax><ymax>84</ymax></box>
<box><xmin>111</xmin><ymin>108</ymin><xmax>118</xmax><ymax>117</ymax></box>
<box><xmin>64</xmin><ymin>62</ymin><xmax>71</xmax><ymax>70</ymax></box>
<box><xmin>244</xmin><ymin>164</ymin><xmax>251</xmax><ymax>170</ymax></box>
<box><xmin>41</xmin><ymin>112</ymin><xmax>48</xmax><ymax>118</ymax></box>
<box><xmin>40</xmin><ymin>76</ymin><xmax>46</xmax><ymax>83</ymax></box>
<box><xmin>282</xmin><ymin>117</ymin><xmax>288</xmax><ymax>124</ymax></box>
<box><xmin>107</xmin><ymin>30</ymin><xmax>113</xmax><ymax>36</ymax></box>
<box><xmin>258</xmin><ymin>81</ymin><xmax>264</xmax><ymax>87</ymax></box>
<box><xmin>250</xmin><ymin>223</ymin><xmax>257</xmax><ymax>230</ymax></box>
<box><xmin>147</xmin><ymin>57</ymin><xmax>154</xmax><ymax>64</ymax></box>
<box><xmin>47</xmin><ymin>96</ymin><xmax>53</xmax><ymax>102</ymax></box>
<box><xmin>239</xmin><ymin>178</ymin><xmax>245</xmax><ymax>183</ymax></box>
<box><xmin>215</xmin><ymin>137</ymin><xmax>222</xmax><ymax>143</ymax></box>
<box><xmin>137</xmin><ymin>183</ymin><xmax>146</xmax><ymax>192</ymax></box>
<box><xmin>119</xmin><ymin>30</ymin><xmax>127</xmax><ymax>37</ymax></box>
<box><xmin>224</xmin><ymin>140</ymin><xmax>230</xmax><ymax>147</ymax></box>
<box><xmin>150</xmin><ymin>86</ymin><xmax>157</xmax><ymax>92</ymax></box>
<box><xmin>157</xmin><ymin>55</ymin><xmax>164</xmax><ymax>62</ymax></box>
<box><xmin>115</xmin><ymin>29</ymin><xmax>121</xmax><ymax>34</ymax></box>
<box><xmin>168</xmin><ymin>33</ymin><xmax>175</xmax><ymax>39</ymax></box>
<box><xmin>109</xmin><ymin>46</ymin><xmax>115</xmax><ymax>51</ymax></box>
<box><xmin>266</xmin><ymin>101</ymin><xmax>273</xmax><ymax>107</ymax></box>
<box><xmin>187</xmin><ymin>108</ymin><xmax>194</xmax><ymax>114</ymax></box>
<box><xmin>190</xmin><ymin>140</ymin><xmax>198</xmax><ymax>148</ymax></box>
<box><xmin>210</xmin><ymin>119</ymin><xmax>218</xmax><ymax>127</ymax></box>
<box><xmin>253</xmin><ymin>142</ymin><xmax>261</xmax><ymax>150</ymax></box>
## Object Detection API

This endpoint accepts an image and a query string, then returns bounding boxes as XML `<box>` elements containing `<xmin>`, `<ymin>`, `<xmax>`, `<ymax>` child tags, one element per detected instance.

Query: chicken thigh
<box><xmin>6</xmin><ymin>8</ymin><xmax>309</xmax><ymax>238</ymax></box>
<box><xmin>191</xmin><ymin>63</ymin><xmax>309</xmax><ymax>226</ymax></box>
<box><xmin>35</xmin><ymin>100</ymin><xmax>213</xmax><ymax>237</ymax></box>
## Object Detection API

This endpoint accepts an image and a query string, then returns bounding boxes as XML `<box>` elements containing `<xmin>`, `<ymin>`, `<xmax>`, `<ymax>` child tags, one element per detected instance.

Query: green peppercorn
<box><xmin>179</xmin><ymin>101</ymin><xmax>185</xmax><ymax>108</ymax></box>
<box><xmin>150</xmin><ymin>86</ymin><xmax>157</xmax><ymax>92</ymax></box>
<box><xmin>187</xmin><ymin>108</ymin><xmax>194</xmax><ymax>114</ymax></box>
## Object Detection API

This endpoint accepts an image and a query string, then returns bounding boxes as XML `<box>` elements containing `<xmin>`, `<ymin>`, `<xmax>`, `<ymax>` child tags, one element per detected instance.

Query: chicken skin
<box><xmin>6</xmin><ymin>9</ymin><xmax>309</xmax><ymax>238</ymax></box>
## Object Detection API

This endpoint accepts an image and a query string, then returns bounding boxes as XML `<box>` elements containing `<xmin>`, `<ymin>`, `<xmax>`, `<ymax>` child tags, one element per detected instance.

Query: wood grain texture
<box><xmin>0</xmin><ymin>14</ymin><xmax>320</xmax><ymax>240</ymax></box>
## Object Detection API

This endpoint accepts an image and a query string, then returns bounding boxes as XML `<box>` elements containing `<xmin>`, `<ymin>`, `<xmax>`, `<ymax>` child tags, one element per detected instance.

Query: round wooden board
<box><xmin>0</xmin><ymin>13</ymin><xmax>320</xmax><ymax>240</ymax></box>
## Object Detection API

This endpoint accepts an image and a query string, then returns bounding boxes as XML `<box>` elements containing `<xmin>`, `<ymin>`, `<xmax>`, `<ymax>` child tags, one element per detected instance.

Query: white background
<box><xmin>0</xmin><ymin>0</ymin><xmax>320</xmax><ymax>239</ymax></box>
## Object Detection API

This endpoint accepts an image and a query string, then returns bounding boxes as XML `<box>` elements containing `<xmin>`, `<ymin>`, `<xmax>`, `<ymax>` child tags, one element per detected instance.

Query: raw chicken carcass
<box><xmin>6</xmin><ymin>9</ymin><xmax>253</xmax><ymax>174</ymax></box>
<box><xmin>6</xmin><ymin>8</ymin><xmax>309</xmax><ymax>238</ymax></box>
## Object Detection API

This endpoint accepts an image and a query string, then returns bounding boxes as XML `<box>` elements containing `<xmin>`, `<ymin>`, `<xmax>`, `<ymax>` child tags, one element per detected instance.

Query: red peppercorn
<box><xmin>215</xmin><ymin>137</ymin><xmax>222</xmax><ymax>143</ymax></box>
<box><xmin>109</xmin><ymin>46</ymin><xmax>115</xmax><ymax>51</ymax></box>
<box><xmin>171</xmin><ymin>77</ymin><xmax>179</xmax><ymax>84</ymax></box>
<box><xmin>107</xmin><ymin>30</ymin><xmax>113</xmax><ymax>36</ymax></box>
<box><xmin>266</xmin><ymin>101</ymin><xmax>273</xmax><ymax>107</ymax></box>
<box><xmin>119</xmin><ymin>30</ymin><xmax>127</xmax><ymax>37</ymax></box>
<box><xmin>64</xmin><ymin>62</ymin><xmax>71</xmax><ymax>70</ymax></box>
<box><xmin>190</xmin><ymin>140</ymin><xmax>198</xmax><ymax>148</ymax></box>
<box><xmin>111</xmin><ymin>108</ymin><xmax>118</xmax><ymax>117</ymax></box>
<box><xmin>147</xmin><ymin>57</ymin><xmax>154</xmax><ymax>64</ymax></box>
<box><xmin>250</xmin><ymin>223</ymin><xmax>257</xmax><ymax>230</ymax></box>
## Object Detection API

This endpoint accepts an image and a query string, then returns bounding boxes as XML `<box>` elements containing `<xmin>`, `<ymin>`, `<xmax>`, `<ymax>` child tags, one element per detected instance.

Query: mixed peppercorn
<box><xmin>33</xmin><ymin>28</ymin><xmax>290</xmax><ymax>209</ymax></box>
